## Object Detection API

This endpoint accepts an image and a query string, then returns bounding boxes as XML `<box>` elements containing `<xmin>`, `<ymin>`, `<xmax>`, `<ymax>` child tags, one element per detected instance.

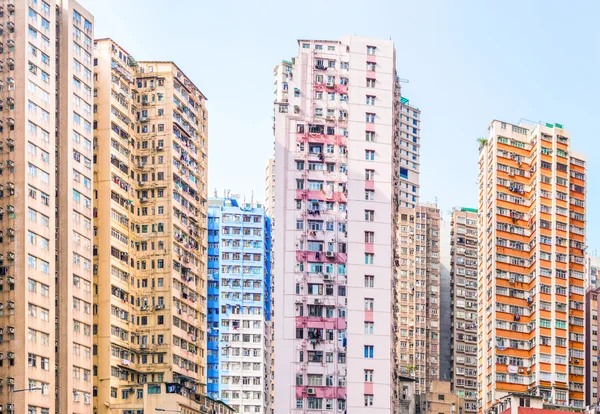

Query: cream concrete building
<box><xmin>448</xmin><ymin>208</ymin><xmax>478</xmax><ymax>413</ymax></box>
<box><xmin>0</xmin><ymin>1</ymin><xmax>94</xmax><ymax>413</ymax></box>
<box><xmin>423</xmin><ymin>380</ymin><xmax>464</xmax><ymax>414</ymax></box>
<box><xmin>93</xmin><ymin>39</ymin><xmax>209</xmax><ymax>413</ymax></box>
<box><xmin>395</xmin><ymin>205</ymin><xmax>441</xmax><ymax>398</ymax></box>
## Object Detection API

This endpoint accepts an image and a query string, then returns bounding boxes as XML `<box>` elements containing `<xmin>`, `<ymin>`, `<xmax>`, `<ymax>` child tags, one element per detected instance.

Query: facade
<box><xmin>397</xmin><ymin>376</ymin><xmax>417</xmax><ymax>414</ymax></box>
<box><xmin>490</xmin><ymin>393</ymin><xmax>587</xmax><ymax>414</ymax></box>
<box><xmin>585</xmin><ymin>254</ymin><xmax>600</xmax><ymax>290</ymax></box>
<box><xmin>423</xmin><ymin>380</ymin><xmax>464</xmax><ymax>414</ymax></box>
<box><xmin>93</xmin><ymin>39</ymin><xmax>210</xmax><ymax>413</ymax></box>
<box><xmin>449</xmin><ymin>208</ymin><xmax>478</xmax><ymax>412</ymax></box>
<box><xmin>273</xmin><ymin>36</ymin><xmax>403</xmax><ymax>413</ymax></box>
<box><xmin>207</xmin><ymin>198</ymin><xmax>272</xmax><ymax>413</ymax></box>
<box><xmin>397</xmin><ymin>97</ymin><xmax>420</xmax><ymax>208</ymax></box>
<box><xmin>439</xmin><ymin>219</ymin><xmax>452</xmax><ymax>383</ymax></box>
<box><xmin>477</xmin><ymin>120</ymin><xmax>587</xmax><ymax>410</ymax></box>
<box><xmin>265</xmin><ymin>159</ymin><xmax>275</xmax><ymax>219</ymax></box>
<box><xmin>396</xmin><ymin>205</ymin><xmax>441</xmax><ymax>398</ymax></box>
<box><xmin>585</xmin><ymin>287</ymin><xmax>599</xmax><ymax>409</ymax></box>
<box><xmin>264</xmin><ymin>158</ymin><xmax>276</xmax><ymax>413</ymax></box>
<box><xmin>0</xmin><ymin>1</ymin><xmax>94</xmax><ymax>413</ymax></box>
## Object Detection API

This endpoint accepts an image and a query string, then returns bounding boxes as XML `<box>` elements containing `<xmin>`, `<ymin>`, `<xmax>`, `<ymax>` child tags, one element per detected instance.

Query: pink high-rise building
<box><xmin>274</xmin><ymin>36</ymin><xmax>403</xmax><ymax>413</ymax></box>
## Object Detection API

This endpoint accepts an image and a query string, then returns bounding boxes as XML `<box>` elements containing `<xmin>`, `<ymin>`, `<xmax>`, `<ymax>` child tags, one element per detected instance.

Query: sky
<box><xmin>85</xmin><ymin>0</ymin><xmax>600</xmax><ymax>250</ymax></box>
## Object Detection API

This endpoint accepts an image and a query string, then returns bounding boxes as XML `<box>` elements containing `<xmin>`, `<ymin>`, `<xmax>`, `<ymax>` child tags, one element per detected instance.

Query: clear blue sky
<box><xmin>86</xmin><ymin>0</ymin><xmax>599</xmax><ymax>250</ymax></box>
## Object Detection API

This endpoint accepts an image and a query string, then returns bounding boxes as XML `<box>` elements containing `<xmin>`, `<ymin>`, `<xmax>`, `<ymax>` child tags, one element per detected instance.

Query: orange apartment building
<box><xmin>477</xmin><ymin>120</ymin><xmax>586</xmax><ymax>411</ymax></box>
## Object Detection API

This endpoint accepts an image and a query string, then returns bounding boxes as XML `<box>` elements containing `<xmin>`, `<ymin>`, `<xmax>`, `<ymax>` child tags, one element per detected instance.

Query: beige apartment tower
<box><xmin>93</xmin><ymin>39</ymin><xmax>209</xmax><ymax>413</ymax></box>
<box><xmin>478</xmin><ymin>120</ymin><xmax>586</xmax><ymax>410</ymax></box>
<box><xmin>448</xmin><ymin>208</ymin><xmax>478</xmax><ymax>412</ymax></box>
<box><xmin>0</xmin><ymin>1</ymin><xmax>94</xmax><ymax>413</ymax></box>
<box><xmin>395</xmin><ymin>205</ymin><xmax>440</xmax><ymax>399</ymax></box>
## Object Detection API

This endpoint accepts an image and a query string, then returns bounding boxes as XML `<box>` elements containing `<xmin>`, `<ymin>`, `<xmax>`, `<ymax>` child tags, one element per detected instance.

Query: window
<box><xmin>364</xmin><ymin>275</ymin><xmax>374</xmax><ymax>287</ymax></box>
<box><xmin>365</xmin><ymin>253</ymin><xmax>374</xmax><ymax>264</ymax></box>
<box><xmin>366</xmin><ymin>131</ymin><xmax>375</xmax><ymax>142</ymax></box>
<box><xmin>366</xmin><ymin>95</ymin><xmax>375</xmax><ymax>105</ymax></box>
<box><xmin>365</xmin><ymin>150</ymin><xmax>375</xmax><ymax>160</ymax></box>
<box><xmin>365</xmin><ymin>169</ymin><xmax>375</xmax><ymax>180</ymax></box>
<box><xmin>366</xmin><ymin>113</ymin><xmax>375</xmax><ymax>123</ymax></box>
<box><xmin>364</xmin><ymin>298</ymin><xmax>374</xmax><ymax>310</ymax></box>
<box><xmin>364</xmin><ymin>370</ymin><xmax>374</xmax><ymax>382</ymax></box>
<box><xmin>364</xmin><ymin>394</ymin><xmax>374</xmax><ymax>406</ymax></box>
<box><xmin>365</xmin><ymin>231</ymin><xmax>374</xmax><ymax>243</ymax></box>
<box><xmin>364</xmin><ymin>322</ymin><xmax>374</xmax><ymax>334</ymax></box>
<box><xmin>365</xmin><ymin>189</ymin><xmax>375</xmax><ymax>200</ymax></box>
<box><xmin>365</xmin><ymin>210</ymin><xmax>374</xmax><ymax>221</ymax></box>
<box><xmin>364</xmin><ymin>345</ymin><xmax>374</xmax><ymax>358</ymax></box>
<box><xmin>366</xmin><ymin>78</ymin><xmax>376</xmax><ymax>88</ymax></box>
<box><xmin>367</xmin><ymin>46</ymin><xmax>376</xmax><ymax>55</ymax></box>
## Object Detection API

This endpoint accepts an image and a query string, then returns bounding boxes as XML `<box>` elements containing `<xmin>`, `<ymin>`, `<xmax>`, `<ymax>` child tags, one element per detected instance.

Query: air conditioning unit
<box><xmin>326</xmin><ymin>82</ymin><xmax>334</xmax><ymax>87</ymax></box>
<box><xmin>307</xmin><ymin>388</ymin><xmax>316</xmax><ymax>395</ymax></box>
<box><xmin>140</xmin><ymin>344</ymin><xmax>148</xmax><ymax>349</ymax></box>
<box><xmin>323</xmin><ymin>274</ymin><xmax>331</xmax><ymax>280</ymax></box>
<box><xmin>314</xmin><ymin>299</ymin><xmax>321</xmax><ymax>304</ymax></box>
<box><xmin>7</xmin><ymin>327</ymin><xmax>13</xmax><ymax>334</ymax></box>
<box><xmin>140</xmin><ymin>305</ymin><xmax>147</xmax><ymax>310</ymax></box>
<box><xmin>326</xmin><ymin>251</ymin><xmax>335</xmax><ymax>258</ymax></box>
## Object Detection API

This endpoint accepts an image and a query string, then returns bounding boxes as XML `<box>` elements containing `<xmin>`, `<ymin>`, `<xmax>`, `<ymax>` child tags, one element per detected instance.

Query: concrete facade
<box><xmin>0</xmin><ymin>1</ymin><xmax>94</xmax><ymax>413</ymax></box>
<box><xmin>449</xmin><ymin>208</ymin><xmax>478</xmax><ymax>412</ymax></box>
<box><xmin>585</xmin><ymin>287</ymin><xmax>599</xmax><ymax>409</ymax></box>
<box><xmin>93</xmin><ymin>39</ymin><xmax>210</xmax><ymax>413</ymax></box>
<box><xmin>439</xmin><ymin>219</ymin><xmax>452</xmax><ymax>383</ymax></box>
<box><xmin>207</xmin><ymin>198</ymin><xmax>272</xmax><ymax>413</ymax></box>
<box><xmin>424</xmin><ymin>380</ymin><xmax>464</xmax><ymax>414</ymax></box>
<box><xmin>397</xmin><ymin>97</ymin><xmax>420</xmax><ymax>208</ymax></box>
<box><xmin>585</xmin><ymin>254</ymin><xmax>600</xmax><ymax>290</ymax></box>
<box><xmin>396</xmin><ymin>205</ymin><xmax>441</xmax><ymax>399</ymax></box>
<box><xmin>273</xmin><ymin>36</ymin><xmax>403</xmax><ymax>413</ymax></box>
<box><xmin>478</xmin><ymin>121</ymin><xmax>586</xmax><ymax>410</ymax></box>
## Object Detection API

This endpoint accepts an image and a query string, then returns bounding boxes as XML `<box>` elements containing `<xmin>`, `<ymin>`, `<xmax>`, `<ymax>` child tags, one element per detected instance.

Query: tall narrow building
<box><xmin>478</xmin><ymin>120</ymin><xmax>586</xmax><ymax>410</ymax></box>
<box><xmin>207</xmin><ymin>198</ymin><xmax>272</xmax><ymax>413</ymax></box>
<box><xmin>264</xmin><ymin>158</ymin><xmax>276</xmax><ymax>414</ymax></box>
<box><xmin>273</xmin><ymin>37</ymin><xmax>402</xmax><ymax>413</ymax></box>
<box><xmin>585</xmin><ymin>254</ymin><xmax>600</xmax><ymax>290</ymax></box>
<box><xmin>395</xmin><ymin>205</ymin><xmax>441</xmax><ymax>399</ymax></box>
<box><xmin>398</xmin><ymin>97</ymin><xmax>420</xmax><ymax>208</ymax></box>
<box><xmin>93</xmin><ymin>39</ymin><xmax>210</xmax><ymax>413</ymax></box>
<box><xmin>0</xmin><ymin>1</ymin><xmax>94</xmax><ymax>413</ymax></box>
<box><xmin>585</xmin><ymin>287</ymin><xmax>599</xmax><ymax>409</ymax></box>
<box><xmin>448</xmin><ymin>208</ymin><xmax>478</xmax><ymax>413</ymax></box>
